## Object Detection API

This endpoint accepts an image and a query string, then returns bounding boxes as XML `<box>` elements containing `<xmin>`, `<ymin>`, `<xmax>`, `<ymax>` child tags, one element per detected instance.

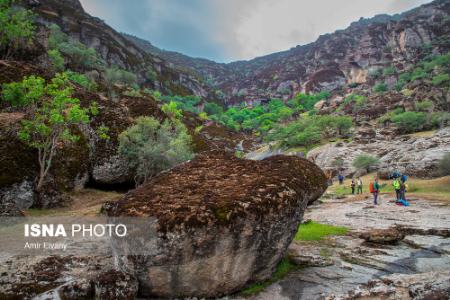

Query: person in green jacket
<box><xmin>393</xmin><ymin>178</ymin><xmax>401</xmax><ymax>201</ymax></box>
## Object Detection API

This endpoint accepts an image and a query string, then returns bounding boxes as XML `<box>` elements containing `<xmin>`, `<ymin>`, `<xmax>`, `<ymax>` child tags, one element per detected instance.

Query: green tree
<box><xmin>118</xmin><ymin>117</ymin><xmax>193</xmax><ymax>185</ymax></box>
<box><xmin>391</xmin><ymin>111</ymin><xmax>427</xmax><ymax>133</ymax></box>
<box><xmin>161</xmin><ymin>101</ymin><xmax>183</xmax><ymax>120</ymax></box>
<box><xmin>414</xmin><ymin>100</ymin><xmax>433</xmax><ymax>112</ymax></box>
<box><xmin>1</xmin><ymin>73</ymin><xmax>98</xmax><ymax>190</ymax></box>
<box><xmin>0</xmin><ymin>0</ymin><xmax>35</xmax><ymax>59</ymax></box>
<box><xmin>352</xmin><ymin>154</ymin><xmax>379</xmax><ymax>173</ymax></box>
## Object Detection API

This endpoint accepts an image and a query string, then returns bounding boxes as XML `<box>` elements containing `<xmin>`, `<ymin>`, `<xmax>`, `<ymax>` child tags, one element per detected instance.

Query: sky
<box><xmin>79</xmin><ymin>0</ymin><xmax>432</xmax><ymax>63</ymax></box>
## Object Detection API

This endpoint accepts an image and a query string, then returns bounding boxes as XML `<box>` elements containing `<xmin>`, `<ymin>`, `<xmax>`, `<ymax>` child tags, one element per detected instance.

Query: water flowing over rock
<box><xmin>105</xmin><ymin>151</ymin><xmax>327</xmax><ymax>298</ymax></box>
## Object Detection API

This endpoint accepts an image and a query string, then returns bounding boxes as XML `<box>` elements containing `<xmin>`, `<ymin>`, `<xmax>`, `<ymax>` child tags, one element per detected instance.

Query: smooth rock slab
<box><xmin>105</xmin><ymin>151</ymin><xmax>327</xmax><ymax>298</ymax></box>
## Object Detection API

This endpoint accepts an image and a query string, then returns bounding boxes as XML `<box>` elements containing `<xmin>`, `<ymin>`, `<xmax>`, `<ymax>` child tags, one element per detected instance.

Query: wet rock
<box><xmin>94</xmin><ymin>270</ymin><xmax>138</xmax><ymax>300</ymax></box>
<box><xmin>288</xmin><ymin>243</ymin><xmax>334</xmax><ymax>267</ymax></box>
<box><xmin>359</xmin><ymin>228</ymin><xmax>405</xmax><ymax>244</ymax></box>
<box><xmin>105</xmin><ymin>151</ymin><xmax>327</xmax><ymax>298</ymax></box>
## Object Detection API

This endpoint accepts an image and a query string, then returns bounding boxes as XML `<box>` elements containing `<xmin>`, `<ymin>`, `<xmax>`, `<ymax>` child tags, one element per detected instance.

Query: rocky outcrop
<box><xmin>307</xmin><ymin>127</ymin><xmax>450</xmax><ymax>178</ymax></box>
<box><xmin>359</xmin><ymin>228</ymin><xmax>405</xmax><ymax>244</ymax></box>
<box><xmin>105</xmin><ymin>151</ymin><xmax>327</xmax><ymax>298</ymax></box>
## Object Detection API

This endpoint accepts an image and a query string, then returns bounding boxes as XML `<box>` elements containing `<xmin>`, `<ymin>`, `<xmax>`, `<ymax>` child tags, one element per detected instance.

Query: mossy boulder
<box><xmin>105</xmin><ymin>151</ymin><xmax>327</xmax><ymax>298</ymax></box>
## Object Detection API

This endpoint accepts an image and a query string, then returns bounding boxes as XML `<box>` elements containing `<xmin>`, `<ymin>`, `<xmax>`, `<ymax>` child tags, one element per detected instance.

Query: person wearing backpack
<box><xmin>392</xmin><ymin>178</ymin><xmax>401</xmax><ymax>202</ymax></box>
<box><xmin>369</xmin><ymin>178</ymin><xmax>380</xmax><ymax>205</ymax></box>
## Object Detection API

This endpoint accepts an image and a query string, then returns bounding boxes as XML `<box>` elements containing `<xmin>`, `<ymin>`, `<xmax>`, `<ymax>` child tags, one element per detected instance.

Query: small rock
<box><xmin>359</xmin><ymin>228</ymin><xmax>405</xmax><ymax>244</ymax></box>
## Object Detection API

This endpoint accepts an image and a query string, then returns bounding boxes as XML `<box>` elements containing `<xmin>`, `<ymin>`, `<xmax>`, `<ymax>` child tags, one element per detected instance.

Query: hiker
<box><xmin>400</xmin><ymin>175</ymin><xmax>408</xmax><ymax>201</ymax></box>
<box><xmin>351</xmin><ymin>179</ymin><xmax>356</xmax><ymax>195</ymax></box>
<box><xmin>392</xmin><ymin>177</ymin><xmax>401</xmax><ymax>202</ymax></box>
<box><xmin>357</xmin><ymin>177</ymin><xmax>363</xmax><ymax>194</ymax></box>
<box><xmin>338</xmin><ymin>174</ymin><xmax>344</xmax><ymax>185</ymax></box>
<box><xmin>370</xmin><ymin>177</ymin><xmax>380</xmax><ymax>205</ymax></box>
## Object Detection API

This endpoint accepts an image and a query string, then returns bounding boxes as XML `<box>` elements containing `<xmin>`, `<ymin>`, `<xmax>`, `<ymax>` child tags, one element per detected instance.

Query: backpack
<box><xmin>401</xmin><ymin>174</ymin><xmax>408</xmax><ymax>182</ymax></box>
<box><xmin>369</xmin><ymin>182</ymin><xmax>375</xmax><ymax>193</ymax></box>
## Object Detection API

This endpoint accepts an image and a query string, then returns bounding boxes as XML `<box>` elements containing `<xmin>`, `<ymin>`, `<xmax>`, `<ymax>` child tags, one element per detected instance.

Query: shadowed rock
<box><xmin>105</xmin><ymin>150</ymin><xmax>327</xmax><ymax>298</ymax></box>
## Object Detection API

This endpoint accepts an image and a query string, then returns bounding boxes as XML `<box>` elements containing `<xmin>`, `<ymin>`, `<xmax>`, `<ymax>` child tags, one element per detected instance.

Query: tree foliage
<box><xmin>352</xmin><ymin>154</ymin><xmax>379</xmax><ymax>172</ymax></box>
<box><xmin>1</xmin><ymin>73</ymin><xmax>98</xmax><ymax>190</ymax></box>
<box><xmin>118</xmin><ymin>117</ymin><xmax>193</xmax><ymax>185</ymax></box>
<box><xmin>0</xmin><ymin>0</ymin><xmax>35</xmax><ymax>59</ymax></box>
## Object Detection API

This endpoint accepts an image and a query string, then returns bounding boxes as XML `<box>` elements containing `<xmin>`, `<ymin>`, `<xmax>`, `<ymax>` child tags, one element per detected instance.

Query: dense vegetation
<box><xmin>0</xmin><ymin>0</ymin><xmax>35</xmax><ymax>59</ymax></box>
<box><xmin>118</xmin><ymin>117</ymin><xmax>193</xmax><ymax>185</ymax></box>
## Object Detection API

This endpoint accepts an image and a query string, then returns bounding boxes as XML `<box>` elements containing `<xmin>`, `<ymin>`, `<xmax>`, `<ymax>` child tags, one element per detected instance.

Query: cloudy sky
<box><xmin>79</xmin><ymin>0</ymin><xmax>432</xmax><ymax>62</ymax></box>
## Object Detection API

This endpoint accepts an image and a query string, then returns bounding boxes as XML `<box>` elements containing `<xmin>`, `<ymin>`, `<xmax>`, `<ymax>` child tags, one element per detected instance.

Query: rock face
<box><xmin>307</xmin><ymin>127</ymin><xmax>450</xmax><ymax>178</ymax></box>
<box><xmin>126</xmin><ymin>0</ymin><xmax>450</xmax><ymax>105</ymax></box>
<box><xmin>105</xmin><ymin>151</ymin><xmax>327</xmax><ymax>298</ymax></box>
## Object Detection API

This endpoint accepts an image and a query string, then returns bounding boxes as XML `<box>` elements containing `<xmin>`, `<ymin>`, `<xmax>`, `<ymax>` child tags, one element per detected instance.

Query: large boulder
<box><xmin>105</xmin><ymin>151</ymin><xmax>327</xmax><ymax>298</ymax></box>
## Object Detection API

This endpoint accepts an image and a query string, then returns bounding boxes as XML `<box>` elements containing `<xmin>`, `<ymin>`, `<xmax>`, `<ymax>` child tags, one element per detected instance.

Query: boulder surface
<box><xmin>105</xmin><ymin>151</ymin><xmax>327</xmax><ymax>298</ymax></box>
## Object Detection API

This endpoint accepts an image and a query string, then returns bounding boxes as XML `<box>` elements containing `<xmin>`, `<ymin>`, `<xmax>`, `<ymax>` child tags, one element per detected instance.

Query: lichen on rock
<box><xmin>105</xmin><ymin>150</ymin><xmax>327</xmax><ymax>298</ymax></box>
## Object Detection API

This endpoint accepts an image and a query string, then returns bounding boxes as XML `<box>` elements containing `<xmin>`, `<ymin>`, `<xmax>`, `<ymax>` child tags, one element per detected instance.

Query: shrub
<box><xmin>287</xmin><ymin>126</ymin><xmax>322</xmax><ymax>147</ymax></box>
<box><xmin>432</xmin><ymin>73</ymin><xmax>450</xmax><ymax>86</ymax></box>
<box><xmin>48</xmin><ymin>24</ymin><xmax>105</xmax><ymax>70</ymax></box>
<box><xmin>373</xmin><ymin>82</ymin><xmax>388</xmax><ymax>93</ymax></box>
<box><xmin>1</xmin><ymin>73</ymin><xmax>99</xmax><ymax>190</ymax></box>
<box><xmin>352</xmin><ymin>154</ymin><xmax>379</xmax><ymax>172</ymax></box>
<box><xmin>48</xmin><ymin>49</ymin><xmax>65</xmax><ymax>72</ymax></box>
<box><xmin>348</xmin><ymin>82</ymin><xmax>359</xmax><ymax>88</ymax></box>
<box><xmin>65</xmin><ymin>71</ymin><xmax>97</xmax><ymax>92</ymax></box>
<box><xmin>414</xmin><ymin>100</ymin><xmax>433</xmax><ymax>112</ymax></box>
<box><xmin>161</xmin><ymin>101</ymin><xmax>183</xmax><ymax>120</ymax></box>
<box><xmin>104</xmin><ymin>67</ymin><xmax>137</xmax><ymax>100</ymax></box>
<box><xmin>383</xmin><ymin>66</ymin><xmax>396</xmax><ymax>76</ymax></box>
<box><xmin>118</xmin><ymin>117</ymin><xmax>193</xmax><ymax>185</ymax></box>
<box><xmin>368</xmin><ymin>68</ymin><xmax>382</xmax><ymax>79</ymax></box>
<box><xmin>399</xmin><ymin>72</ymin><xmax>412</xmax><ymax>83</ymax></box>
<box><xmin>123</xmin><ymin>88</ymin><xmax>142</xmax><ymax>97</ymax></box>
<box><xmin>391</xmin><ymin>111</ymin><xmax>427</xmax><ymax>133</ymax></box>
<box><xmin>146</xmin><ymin>68</ymin><xmax>157</xmax><ymax>82</ymax></box>
<box><xmin>411</xmin><ymin>67</ymin><xmax>427</xmax><ymax>81</ymax></box>
<box><xmin>204</xmin><ymin>102</ymin><xmax>223</xmax><ymax>116</ymax></box>
<box><xmin>430</xmin><ymin>112</ymin><xmax>450</xmax><ymax>129</ymax></box>
<box><xmin>437</xmin><ymin>153</ymin><xmax>450</xmax><ymax>176</ymax></box>
<box><xmin>0</xmin><ymin>0</ymin><xmax>35</xmax><ymax>59</ymax></box>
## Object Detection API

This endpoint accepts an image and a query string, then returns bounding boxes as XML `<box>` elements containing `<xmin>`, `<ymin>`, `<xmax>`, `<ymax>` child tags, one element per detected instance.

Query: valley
<box><xmin>0</xmin><ymin>0</ymin><xmax>449</xmax><ymax>299</ymax></box>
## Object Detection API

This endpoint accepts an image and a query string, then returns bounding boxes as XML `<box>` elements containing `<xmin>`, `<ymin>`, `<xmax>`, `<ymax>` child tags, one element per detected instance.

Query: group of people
<box><xmin>337</xmin><ymin>172</ymin><xmax>409</xmax><ymax>206</ymax></box>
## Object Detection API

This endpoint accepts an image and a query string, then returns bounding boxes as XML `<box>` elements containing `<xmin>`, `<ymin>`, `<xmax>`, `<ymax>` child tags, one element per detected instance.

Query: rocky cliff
<box><xmin>125</xmin><ymin>0</ymin><xmax>450</xmax><ymax>106</ymax></box>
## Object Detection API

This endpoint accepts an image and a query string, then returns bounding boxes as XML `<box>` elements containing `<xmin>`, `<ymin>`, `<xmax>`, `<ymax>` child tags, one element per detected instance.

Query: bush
<box><xmin>146</xmin><ymin>68</ymin><xmax>157</xmax><ymax>82</ymax></box>
<box><xmin>48</xmin><ymin>49</ymin><xmax>65</xmax><ymax>72</ymax></box>
<box><xmin>368</xmin><ymin>68</ymin><xmax>382</xmax><ymax>79</ymax></box>
<box><xmin>287</xmin><ymin>126</ymin><xmax>321</xmax><ymax>147</ymax></box>
<box><xmin>352</xmin><ymin>154</ymin><xmax>379</xmax><ymax>172</ymax></box>
<box><xmin>204</xmin><ymin>102</ymin><xmax>223</xmax><ymax>116</ymax></box>
<box><xmin>411</xmin><ymin>67</ymin><xmax>428</xmax><ymax>81</ymax></box>
<box><xmin>65</xmin><ymin>71</ymin><xmax>97</xmax><ymax>92</ymax></box>
<box><xmin>104</xmin><ymin>67</ymin><xmax>137</xmax><ymax>100</ymax></box>
<box><xmin>0</xmin><ymin>0</ymin><xmax>35</xmax><ymax>59</ymax></box>
<box><xmin>432</xmin><ymin>73</ymin><xmax>450</xmax><ymax>86</ymax></box>
<box><xmin>383</xmin><ymin>66</ymin><xmax>396</xmax><ymax>76</ymax></box>
<box><xmin>48</xmin><ymin>24</ymin><xmax>105</xmax><ymax>70</ymax></box>
<box><xmin>391</xmin><ymin>111</ymin><xmax>427</xmax><ymax>133</ymax></box>
<box><xmin>118</xmin><ymin>117</ymin><xmax>193</xmax><ymax>185</ymax></box>
<box><xmin>414</xmin><ymin>100</ymin><xmax>433</xmax><ymax>112</ymax></box>
<box><xmin>437</xmin><ymin>153</ymin><xmax>450</xmax><ymax>176</ymax></box>
<box><xmin>430</xmin><ymin>112</ymin><xmax>450</xmax><ymax>129</ymax></box>
<box><xmin>373</xmin><ymin>82</ymin><xmax>388</xmax><ymax>93</ymax></box>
